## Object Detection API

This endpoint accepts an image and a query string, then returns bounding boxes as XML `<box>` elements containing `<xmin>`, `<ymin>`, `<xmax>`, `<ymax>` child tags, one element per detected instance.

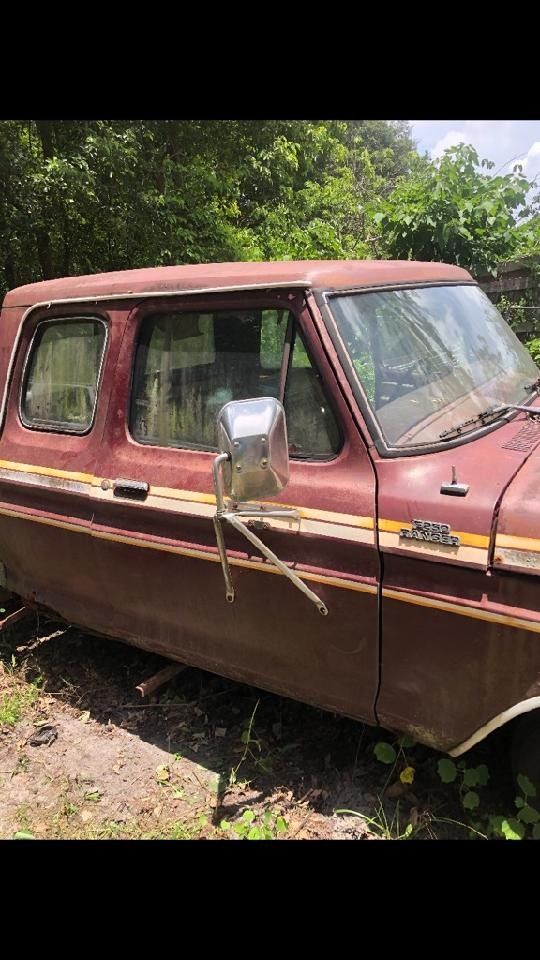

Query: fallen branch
<box><xmin>16</xmin><ymin>628</ymin><xmax>68</xmax><ymax>655</ymax></box>
<box><xmin>135</xmin><ymin>663</ymin><xmax>186</xmax><ymax>699</ymax></box>
<box><xmin>118</xmin><ymin>703</ymin><xmax>188</xmax><ymax>710</ymax></box>
<box><xmin>0</xmin><ymin>606</ymin><xmax>30</xmax><ymax>633</ymax></box>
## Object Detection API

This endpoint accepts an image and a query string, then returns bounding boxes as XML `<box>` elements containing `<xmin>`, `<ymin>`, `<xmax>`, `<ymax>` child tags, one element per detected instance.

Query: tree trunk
<box><xmin>36</xmin><ymin>121</ymin><xmax>54</xmax><ymax>160</ymax></box>
<box><xmin>35</xmin><ymin>227</ymin><xmax>54</xmax><ymax>280</ymax></box>
<box><xmin>4</xmin><ymin>249</ymin><xmax>17</xmax><ymax>289</ymax></box>
<box><xmin>35</xmin><ymin>121</ymin><xmax>55</xmax><ymax>279</ymax></box>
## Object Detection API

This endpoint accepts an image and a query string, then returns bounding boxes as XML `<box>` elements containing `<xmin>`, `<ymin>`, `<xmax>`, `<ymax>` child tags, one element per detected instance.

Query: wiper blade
<box><xmin>439</xmin><ymin>407</ymin><xmax>505</xmax><ymax>440</ymax></box>
<box><xmin>439</xmin><ymin>402</ymin><xmax>540</xmax><ymax>441</ymax></box>
<box><xmin>524</xmin><ymin>377</ymin><xmax>540</xmax><ymax>395</ymax></box>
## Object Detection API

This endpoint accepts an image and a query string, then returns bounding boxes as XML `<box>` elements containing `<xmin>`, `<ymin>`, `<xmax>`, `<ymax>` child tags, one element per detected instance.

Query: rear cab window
<box><xmin>21</xmin><ymin>318</ymin><xmax>107</xmax><ymax>433</ymax></box>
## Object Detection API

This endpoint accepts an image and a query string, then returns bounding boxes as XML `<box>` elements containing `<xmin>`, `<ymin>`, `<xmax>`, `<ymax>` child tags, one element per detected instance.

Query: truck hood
<box><xmin>376</xmin><ymin>400</ymin><xmax>540</xmax><ymax>574</ymax></box>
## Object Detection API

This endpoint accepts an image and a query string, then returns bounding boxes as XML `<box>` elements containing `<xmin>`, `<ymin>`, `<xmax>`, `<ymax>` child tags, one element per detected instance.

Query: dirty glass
<box><xmin>329</xmin><ymin>285</ymin><xmax>540</xmax><ymax>448</ymax></box>
<box><xmin>130</xmin><ymin>308</ymin><xmax>340</xmax><ymax>457</ymax></box>
<box><xmin>22</xmin><ymin>319</ymin><xmax>106</xmax><ymax>431</ymax></box>
<box><xmin>284</xmin><ymin>330</ymin><xmax>341</xmax><ymax>457</ymax></box>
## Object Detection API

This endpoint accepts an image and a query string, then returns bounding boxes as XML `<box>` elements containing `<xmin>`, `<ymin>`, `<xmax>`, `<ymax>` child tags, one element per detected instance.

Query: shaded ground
<box><xmin>0</xmin><ymin>613</ymin><xmax>517</xmax><ymax>840</ymax></box>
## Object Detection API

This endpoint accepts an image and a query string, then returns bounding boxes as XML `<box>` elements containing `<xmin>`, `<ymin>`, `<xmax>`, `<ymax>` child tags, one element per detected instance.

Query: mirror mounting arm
<box><xmin>213</xmin><ymin>452</ymin><xmax>230</xmax><ymax>515</ymax></box>
<box><xmin>223</xmin><ymin>511</ymin><xmax>328</xmax><ymax>616</ymax></box>
<box><xmin>213</xmin><ymin>453</ymin><xmax>235</xmax><ymax>603</ymax></box>
<box><xmin>212</xmin><ymin>453</ymin><xmax>328</xmax><ymax>616</ymax></box>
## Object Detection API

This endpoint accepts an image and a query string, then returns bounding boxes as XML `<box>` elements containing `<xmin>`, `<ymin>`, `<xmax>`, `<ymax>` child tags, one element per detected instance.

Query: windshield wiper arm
<box><xmin>440</xmin><ymin>403</ymin><xmax>540</xmax><ymax>441</ymax></box>
<box><xmin>524</xmin><ymin>377</ymin><xmax>540</xmax><ymax>396</ymax></box>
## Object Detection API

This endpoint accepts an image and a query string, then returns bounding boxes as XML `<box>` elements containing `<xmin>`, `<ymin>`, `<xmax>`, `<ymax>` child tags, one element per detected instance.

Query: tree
<box><xmin>340</xmin><ymin>120</ymin><xmax>415</xmax><ymax>187</ymax></box>
<box><xmin>0</xmin><ymin>120</ymin><xmax>416</xmax><ymax>297</ymax></box>
<box><xmin>512</xmin><ymin>214</ymin><xmax>540</xmax><ymax>260</ymax></box>
<box><xmin>373</xmin><ymin>144</ymin><xmax>537</xmax><ymax>275</ymax></box>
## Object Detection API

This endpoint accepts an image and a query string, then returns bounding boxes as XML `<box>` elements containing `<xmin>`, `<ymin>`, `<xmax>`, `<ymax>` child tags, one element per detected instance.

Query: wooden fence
<box><xmin>476</xmin><ymin>256</ymin><xmax>540</xmax><ymax>341</ymax></box>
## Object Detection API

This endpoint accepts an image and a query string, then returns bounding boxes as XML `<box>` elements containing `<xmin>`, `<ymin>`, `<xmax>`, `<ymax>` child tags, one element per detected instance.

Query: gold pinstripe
<box><xmin>0</xmin><ymin>496</ymin><xmax>538</xmax><ymax>633</ymax></box>
<box><xmin>0</xmin><ymin>458</ymin><xmax>373</xmax><ymax>530</ymax></box>
<box><xmin>0</xmin><ymin>458</ymin><xmax>95</xmax><ymax>484</ymax></box>
<box><xmin>0</xmin><ymin>458</ymin><xmax>496</xmax><ymax>547</ymax></box>
<box><xmin>495</xmin><ymin>533</ymin><xmax>540</xmax><ymax>553</ymax></box>
<box><xmin>2</xmin><ymin>458</ymin><xmax>539</xmax><ymax>632</ymax></box>
<box><xmin>382</xmin><ymin>587</ymin><xmax>540</xmax><ymax>633</ymax></box>
<box><xmin>0</xmin><ymin>501</ymin><xmax>377</xmax><ymax>596</ymax></box>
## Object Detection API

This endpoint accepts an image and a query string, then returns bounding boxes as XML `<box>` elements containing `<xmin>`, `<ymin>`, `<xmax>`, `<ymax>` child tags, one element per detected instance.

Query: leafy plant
<box><xmin>373</xmin><ymin>733</ymin><xmax>417</xmax><ymax>780</ymax></box>
<box><xmin>229</xmin><ymin>699</ymin><xmax>274</xmax><ymax>786</ymax></box>
<box><xmin>526</xmin><ymin>337</ymin><xmax>540</xmax><ymax>365</ymax></box>
<box><xmin>436</xmin><ymin>758</ymin><xmax>540</xmax><ymax>840</ymax></box>
<box><xmin>83</xmin><ymin>790</ymin><xmax>102</xmax><ymax>803</ymax></box>
<box><xmin>220</xmin><ymin>808</ymin><xmax>288</xmax><ymax>841</ymax></box>
<box><xmin>0</xmin><ymin>119</ymin><xmax>416</xmax><ymax>298</ymax></box>
<box><xmin>335</xmin><ymin>804</ymin><xmax>416</xmax><ymax>841</ymax></box>
<box><xmin>363</xmin><ymin>734</ymin><xmax>420</xmax><ymax>838</ymax></box>
<box><xmin>436</xmin><ymin>758</ymin><xmax>490</xmax><ymax>813</ymax></box>
<box><xmin>488</xmin><ymin>773</ymin><xmax>540</xmax><ymax>841</ymax></box>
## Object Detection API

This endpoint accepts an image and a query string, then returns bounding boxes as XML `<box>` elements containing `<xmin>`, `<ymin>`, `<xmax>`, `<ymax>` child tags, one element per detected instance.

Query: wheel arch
<box><xmin>448</xmin><ymin>696</ymin><xmax>540</xmax><ymax>757</ymax></box>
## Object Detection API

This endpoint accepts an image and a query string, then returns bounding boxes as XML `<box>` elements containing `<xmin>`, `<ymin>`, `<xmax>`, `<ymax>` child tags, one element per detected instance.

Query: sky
<box><xmin>410</xmin><ymin>120</ymin><xmax>540</xmax><ymax>185</ymax></box>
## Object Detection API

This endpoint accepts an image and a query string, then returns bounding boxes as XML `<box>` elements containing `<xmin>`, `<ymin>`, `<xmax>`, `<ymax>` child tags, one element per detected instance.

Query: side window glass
<box><xmin>284</xmin><ymin>330</ymin><xmax>341</xmax><ymax>458</ymax></box>
<box><xmin>21</xmin><ymin>319</ymin><xmax>106</xmax><ymax>432</ymax></box>
<box><xmin>131</xmin><ymin>307</ymin><xmax>340</xmax><ymax>458</ymax></box>
<box><xmin>260</xmin><ymin>309</ymin><xmax>289</xmax><ymax>368</ymax></box>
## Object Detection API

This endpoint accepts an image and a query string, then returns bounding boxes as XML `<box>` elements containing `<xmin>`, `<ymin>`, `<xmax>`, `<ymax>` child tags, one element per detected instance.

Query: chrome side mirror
<box><xmin>217</xmin><ymin>396</ymin><xmax>289</xmax><ymax>502</ymax></box>
<box><xmin>212</xmin><ymin>397</ymin><xmax>328</xmax><ymax>616</ymax></box>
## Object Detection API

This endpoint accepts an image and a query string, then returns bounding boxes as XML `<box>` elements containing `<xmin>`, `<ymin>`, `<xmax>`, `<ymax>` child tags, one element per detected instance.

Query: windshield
<box><xmin>329</xmin><ymin>284</ymin><xmax>540</xmax><ymax>448</ymax></box>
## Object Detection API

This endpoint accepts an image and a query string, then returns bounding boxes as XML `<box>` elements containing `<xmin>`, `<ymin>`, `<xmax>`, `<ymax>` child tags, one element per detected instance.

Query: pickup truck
<box><xmin>1</xmin><ymin>259</ymin><xmax>539</xmax><ymax>789</ymax></box>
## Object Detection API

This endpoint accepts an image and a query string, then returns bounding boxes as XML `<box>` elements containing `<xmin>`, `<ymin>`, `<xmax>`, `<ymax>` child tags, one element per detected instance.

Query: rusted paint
<box><xmin>377</xmin><ymin>558</ymin><xmax>540</xmax><ymax>749</ymax></box>
<box><xmin>0</xmin><ymin>261</ymin><xmax>539</xmax><ymax>756</ymax></box>
<box><xmin>89</xmin><ymin>292</ymin><xmax>380</xmax><ymax>722</ymax></box>
<box><xmin>3</xmin><ymin>260</ymin><xmax>471</xmax><ymax>309</ymax></box>
<box><xmin>495</xmin><ymin>439</ymin><xmax>540</xmax><ymax>573</ymax></box>
<box><xmin>375</xmin><ymin>406</ymin><xmax>540</xmax><ymax>747</ymax></box>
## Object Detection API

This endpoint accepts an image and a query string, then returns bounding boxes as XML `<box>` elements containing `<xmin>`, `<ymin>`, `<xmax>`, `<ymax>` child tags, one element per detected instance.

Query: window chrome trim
<box><xmin>0</xmin><ymin>282</ymin><xmax>311</xmax><ymax>437</ymax></box>
<box><xmin>18</xmin><ymin>316</ymin><xmax>109</xmax><ymax>436</ymax></box>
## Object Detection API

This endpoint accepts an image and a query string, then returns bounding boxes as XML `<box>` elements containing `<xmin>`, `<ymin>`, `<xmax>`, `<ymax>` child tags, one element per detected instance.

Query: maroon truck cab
<box><xmin>1</xmin><ymin>260</ymin><xmax>540</xmax><ymax>785</ymax></box>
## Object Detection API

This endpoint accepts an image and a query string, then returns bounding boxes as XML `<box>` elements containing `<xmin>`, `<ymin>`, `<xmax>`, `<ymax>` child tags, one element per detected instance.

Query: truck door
<box><xmin>90</xmin><ymin>289</ymin><xmax>381</xmax><ymax>721</ymax></box>
<box><xmin>324</xmin><ymin>282</ymin><xmax>540</xmax><ymax>751</ymax></box>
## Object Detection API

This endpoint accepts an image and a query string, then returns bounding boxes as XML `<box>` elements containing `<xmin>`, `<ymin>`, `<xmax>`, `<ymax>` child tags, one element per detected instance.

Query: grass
<box><xmin>63</xmin><ymin>818</ymin><xmax>204</xmax><ymax>841</ymax></box>
<box><xmin>13</xmin><ymin>814</ymin><xmax>207</xmax><ymax>841</ymax></box>
<box><xmin>0</xmin><ymin>680</ymin><xmax>40</xmax><ymax>726</ymax></box>
<box><xmin>15</xmin><ymin>804</ymin><xmax>34</xmax><ymax>831</ymax></box>
<box><xmin>141</xmin><ymin>820</ymin><xmax>199</xmax><ymax>840</ymax></box>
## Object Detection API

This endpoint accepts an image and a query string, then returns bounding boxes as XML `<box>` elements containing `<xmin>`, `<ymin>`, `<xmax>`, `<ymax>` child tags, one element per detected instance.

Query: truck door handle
<box><xmin>113</xmin><ymin>479</ymin><xmax>150</xmax><ymax>501</ymax></box>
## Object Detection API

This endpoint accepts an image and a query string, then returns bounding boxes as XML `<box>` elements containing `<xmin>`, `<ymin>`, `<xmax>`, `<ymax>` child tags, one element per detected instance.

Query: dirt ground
<box><xmin>0</xmin><ymin>613</ymin><xmax>517</xmax><ymax>841</ymax></box>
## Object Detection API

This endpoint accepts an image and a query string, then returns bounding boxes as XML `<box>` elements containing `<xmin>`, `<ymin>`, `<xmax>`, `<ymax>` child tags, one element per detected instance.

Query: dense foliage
<box><xmin>0</xmin><ymin>121</ymin><xmax>539</xmax><ymax>299</ymax></box>
<box><xmin>0</xmin><ymin>120</ymin><xmax>415</xmax><ymax>295</ymax></box>
<box><xmin>374</xmin><ymin>145</ymin><xmax>539</xmax><ymax>275</ymax></box>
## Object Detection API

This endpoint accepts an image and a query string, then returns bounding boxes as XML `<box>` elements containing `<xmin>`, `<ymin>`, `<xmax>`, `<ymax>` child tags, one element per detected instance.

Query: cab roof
<box><xmin>3</xmin><ymin>259</ymin><xmax>473</xmax><ymax>308</ymax></box>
